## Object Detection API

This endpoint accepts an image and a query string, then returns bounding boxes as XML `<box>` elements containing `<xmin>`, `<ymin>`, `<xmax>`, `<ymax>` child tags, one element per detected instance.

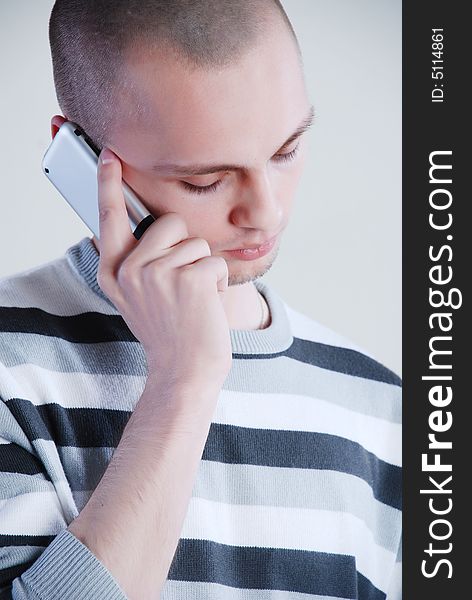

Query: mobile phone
<box><xmin>41</xmin><ymin>121</ymin><xmax>155</xmax><ymax>240</ymax></box>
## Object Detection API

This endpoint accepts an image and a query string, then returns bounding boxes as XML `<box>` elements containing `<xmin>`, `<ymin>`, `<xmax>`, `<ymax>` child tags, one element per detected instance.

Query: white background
<box><xmin>0</xmin><ymin>0</ymin><xmax>401</xmax><ymax>375</ymax></box>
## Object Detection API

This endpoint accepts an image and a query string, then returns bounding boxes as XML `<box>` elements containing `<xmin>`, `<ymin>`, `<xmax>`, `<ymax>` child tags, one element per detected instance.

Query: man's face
<box><xmin>107</xmin><ymin>20</ymin><xmax>312</xmax><ymax>286</ymax></box>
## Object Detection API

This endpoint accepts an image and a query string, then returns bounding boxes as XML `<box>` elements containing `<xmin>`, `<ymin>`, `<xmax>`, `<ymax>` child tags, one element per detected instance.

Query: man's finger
<box><xmin>97</xmin><ymin>147</ymin><xmax>137</xmax><ymax>275</ymax></box>
<box><xmin>188</xmin><ymin>255</ymin><xmax>229</xmax><ymax>294</ymax></box>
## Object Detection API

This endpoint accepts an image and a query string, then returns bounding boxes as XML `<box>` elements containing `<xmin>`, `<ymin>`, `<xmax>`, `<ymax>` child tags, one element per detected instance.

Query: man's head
<box><xmin>49</xmin><ymin>0</ymin><xmax>313</xmax><ymax>286</ymax></box>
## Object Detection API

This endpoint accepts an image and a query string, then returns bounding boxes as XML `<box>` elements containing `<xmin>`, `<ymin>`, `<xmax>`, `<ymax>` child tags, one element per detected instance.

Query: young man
<box><xmin>0</xmin><ymin>1</ymin><xmax>402</xmax><ymax>599</ymax></box>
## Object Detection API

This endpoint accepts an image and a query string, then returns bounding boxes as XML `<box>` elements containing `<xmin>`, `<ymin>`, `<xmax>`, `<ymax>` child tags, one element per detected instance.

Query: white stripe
<box><xmin>182</xmin><ymin>496</ymin><xmax>396</xmax><ymax>593</ymax></box>
<box><xmin>3</xmin><ymin>363</ymin><xmax>145</xmax><ymax>411</ymax></box>
<box><xmin>284</xmin><ymin>304</ymin><xmax>375</xmax><ymax>358</ymax></box>
<box><xmin>0</xmin><ymin>489</ymin><xmax>68</xmax><ymax>535</ymax></box>
<box><xmin>162</xmin><ymin>579</ymin><xmax>352</xmax><ymax>600</ymax></box>
<box><xmin>215</xmin><ymin>390</ymin><xmax>401</xmax><ymax>466</ymax></box>
<box><xmin>385</xmin><ymin>559</ymin><xmax>402</xmax><ymax>600</ymax></box>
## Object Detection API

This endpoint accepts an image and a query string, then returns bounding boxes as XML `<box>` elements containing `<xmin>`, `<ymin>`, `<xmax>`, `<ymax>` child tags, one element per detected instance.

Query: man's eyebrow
<box><xmin>151</xmin><ymin>104</ymin><xmax>315</xmax><ymax>177</ymax></box>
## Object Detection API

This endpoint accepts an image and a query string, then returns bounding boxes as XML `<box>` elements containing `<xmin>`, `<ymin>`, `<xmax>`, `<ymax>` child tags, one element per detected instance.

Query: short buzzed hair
<box><xmin>49</xmin><ymin>0</ymin><xmax>300</xmax><ymax>150</ymax></box>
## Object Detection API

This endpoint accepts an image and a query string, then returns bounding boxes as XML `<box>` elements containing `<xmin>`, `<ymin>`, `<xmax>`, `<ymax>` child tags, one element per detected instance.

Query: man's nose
<box><xmin>229</xmin><ymin>169</ymin><xmax>283</xmax><ymax>231</ymax></box>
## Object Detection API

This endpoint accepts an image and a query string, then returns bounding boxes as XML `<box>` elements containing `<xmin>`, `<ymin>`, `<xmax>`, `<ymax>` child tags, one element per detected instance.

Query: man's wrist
<box><xmin>137</xmin><ymin>372</ymin><xmax>221</xmax><ymax>432</ymax></box>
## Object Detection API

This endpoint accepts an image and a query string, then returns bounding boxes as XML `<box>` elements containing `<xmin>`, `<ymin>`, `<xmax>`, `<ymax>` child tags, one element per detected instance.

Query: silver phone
<box><xmin>41</xmin><ymin>121</ymin><xmax>155</xmax><ymax>240</ymax></box>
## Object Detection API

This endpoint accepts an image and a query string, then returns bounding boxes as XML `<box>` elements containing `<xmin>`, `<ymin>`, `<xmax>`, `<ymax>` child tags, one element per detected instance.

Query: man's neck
<box><xmin>221</xmin><ymin>280</ymin><xmax>270</xmax><ymax>331</ymax></box>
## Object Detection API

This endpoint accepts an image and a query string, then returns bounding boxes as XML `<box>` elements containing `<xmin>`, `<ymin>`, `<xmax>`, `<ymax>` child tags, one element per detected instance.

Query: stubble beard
<box><xmin>226</xmin><ymin>243</ymin><xmax>280</xmax><ymax>287</ymax></box>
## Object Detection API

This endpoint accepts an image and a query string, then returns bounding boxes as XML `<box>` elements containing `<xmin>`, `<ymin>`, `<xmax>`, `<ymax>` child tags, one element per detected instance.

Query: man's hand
<box><xmin>96</xmin><ymin>147</ymin><xmax>232</xmax><ymax>396</ymax></box>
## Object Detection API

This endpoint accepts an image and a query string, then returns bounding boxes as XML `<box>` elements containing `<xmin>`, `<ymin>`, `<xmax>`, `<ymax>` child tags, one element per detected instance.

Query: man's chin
<box><xmin>226</xmin><ymin>245</ymin><xmax>279</xmax><ymax>286</ymax></box>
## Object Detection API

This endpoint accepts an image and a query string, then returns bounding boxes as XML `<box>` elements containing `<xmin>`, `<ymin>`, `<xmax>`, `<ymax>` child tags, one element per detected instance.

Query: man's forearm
<box><xmin>67</xmin><ymin>376</ymin><xmax>220</xmax><ymax>600</ymax></box>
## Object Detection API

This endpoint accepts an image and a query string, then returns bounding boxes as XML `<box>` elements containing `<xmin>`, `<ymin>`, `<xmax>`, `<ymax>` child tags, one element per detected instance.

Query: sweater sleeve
<box><xmin>0</xmin><ymin>376</ymin><xmax>128</xmax><ymax>599</ymax></box>
<box><xmin>10</xmin><ymin>529</ymin><xmax>127</xmax><ymax>600</ymax></box>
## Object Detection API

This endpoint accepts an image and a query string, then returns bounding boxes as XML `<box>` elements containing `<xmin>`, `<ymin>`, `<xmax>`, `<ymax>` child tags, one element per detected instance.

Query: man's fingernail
<box><xmin>100</xmin><ymin>148</ymin><xmax>114</xmax><ymax>165</ymax></box>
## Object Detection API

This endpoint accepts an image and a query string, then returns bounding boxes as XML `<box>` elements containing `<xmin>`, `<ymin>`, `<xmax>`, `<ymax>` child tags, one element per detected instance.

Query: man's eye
<box><xmin>180</xmin><ymin>179</ymin><xmax>223</xmax><ymax>195</ymax></box>
<box><xmin>179</xmin><ymin>142</ymin><xmax>301</xmax><ymax>195</ymax></box>
<box><xmin>272</xmin><ymin>142</ymin><xmax>301</xmax><ymax>163</ymax></box>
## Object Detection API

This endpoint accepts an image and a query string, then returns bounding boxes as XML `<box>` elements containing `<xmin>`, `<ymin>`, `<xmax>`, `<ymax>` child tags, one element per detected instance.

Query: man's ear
<box><xmin>51</xmin><ymin>115</ymin><xmax>68</xmax><ymax>139</ymax></box>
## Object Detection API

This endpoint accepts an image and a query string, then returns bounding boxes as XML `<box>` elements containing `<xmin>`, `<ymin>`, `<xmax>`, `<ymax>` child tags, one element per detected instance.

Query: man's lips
<box><xmin>224</xmin><ymin>233</ymin><xmax>279</xmax><ymax>252</ymax></box>
<box><xmin>221</xmin><ymin>233</ymin><xmax>280</xmax><ymax>261</ymax></box>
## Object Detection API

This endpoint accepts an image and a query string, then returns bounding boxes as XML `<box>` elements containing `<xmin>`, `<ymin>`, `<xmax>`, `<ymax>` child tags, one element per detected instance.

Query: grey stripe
<box><xmin>0</xmin><ymin>332</ymin><xmax>148</xmax><ymax>377</ymax></box>
<box><xmin>0</xmin><ymin>400</ymin><xmax>34</xmax><ymax>450</ymax></box>
<box><xmin>0</xmin><ymin>471</ymin><xmax>51</xmax><ymax>500</ymax></box>
<box><xmin>31</xmin><ymin>439</ymin><xmax>70</xmax><ymax>486</ymax></box>
<box><xmin>71</xmin><ymin>489</ymin><xmax>93</xmax><ymax>513</ymax></box>
<box><xmin>57</xmin><ymin>446</ymin><xmax>114</xmax><ymax>491</ymax></box>
<box><xmin>59</xmin><ymin>446</ymin><xmax>399</xmax><ymax>553</ymax></box>
<box><xmin>31</xmin><ymin>439</ymin><xmax>79</xmax><ymax>524</ymax></box>
<box><xmin>195</xmin><ymin>461</ymin><xmax>400</xmax><ymax>554</ymax></box>
<box><xmin>226</xmin><ymin>355</ymin><xmax>401</xmax><ymax>423</ymax></box>
<box><xmin>161</xmin><ymin>579</ymin><xmax>352</xmax><ymax>600</ymax></box>
<box><xmin>0</xmin><ymin>545</ymin><xmax>44</xmax><ymax>571</ymax></box>
<box><xmin>1</xmin><ymin>334</ymin><xmax>400</xmax><ymax>423</ymax></box>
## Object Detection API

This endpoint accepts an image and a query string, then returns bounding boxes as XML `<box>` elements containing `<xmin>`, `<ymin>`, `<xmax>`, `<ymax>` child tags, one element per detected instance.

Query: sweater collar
<box><xmin>66</xmin><ymin>237</ymin><xmax>293</xmax><ymax>355</ymax></box>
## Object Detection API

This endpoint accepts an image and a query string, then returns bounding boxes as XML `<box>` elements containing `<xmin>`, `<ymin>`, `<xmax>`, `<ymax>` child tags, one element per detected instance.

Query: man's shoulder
<box><xmin>0</xmin><ymin>242</ymin><xmax>108</xmax><ymax>316</ymax></box>
<box><xmin>0</xmin><ymin>243</ymin><xmax>120</xmax><ymax>372</ymax></box>
<box><xmin>283</xmin><ymin>302</ymin><xmax>402</xmax><ymax>388</ymax></box>
<box><xmin>1</xmin><ymin>253</ymin><xmax>68</xmax><ymax>302</ymax></box>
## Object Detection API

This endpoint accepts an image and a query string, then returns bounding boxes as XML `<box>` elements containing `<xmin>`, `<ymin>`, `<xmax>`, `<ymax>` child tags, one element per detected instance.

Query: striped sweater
<box><xmin>0</xmin><ymin>236</ymin><xmax>402</xmax><ymax>600</ymax></box>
